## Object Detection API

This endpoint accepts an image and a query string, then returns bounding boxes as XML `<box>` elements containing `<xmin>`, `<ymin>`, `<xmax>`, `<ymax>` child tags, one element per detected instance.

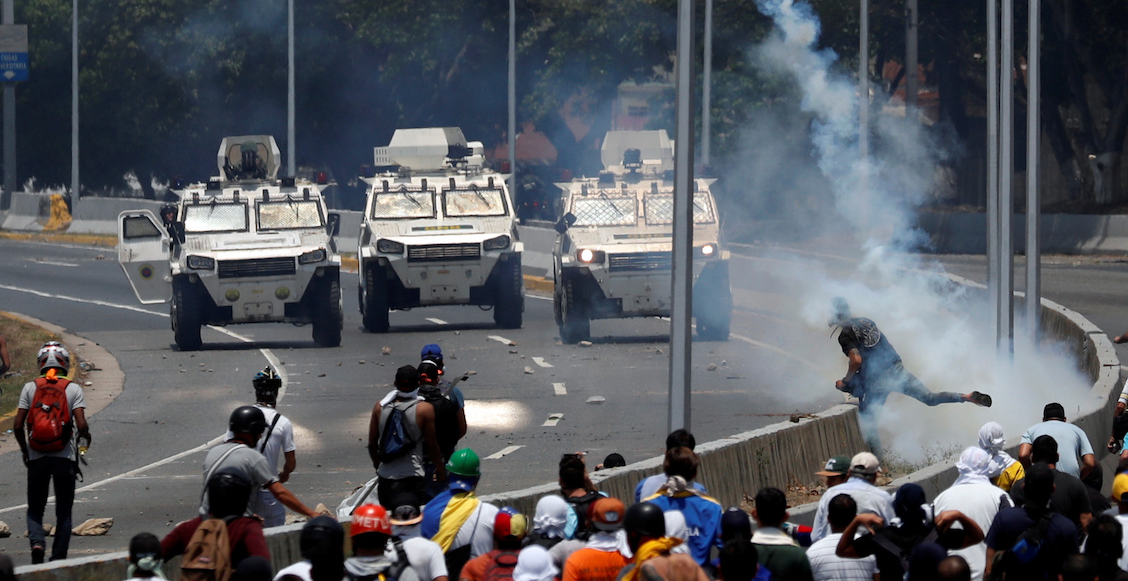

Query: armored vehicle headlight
<box><xmin>698</xmin><ymin>243</ymin><xmax>717</xmax><ymax>257</ymax></box>
<box><xmin>577</xmin><ymin>248</ymin><xmax>605</xmax><ymax>264</ymax></box>
<box><xmin>483</xmin><ymin>235</ymin><xmax>511</xmax><ymax>251</ymax></box>
<box><xmin>186</xmin><ymin>255</ymin><xmax>215</xmax><ymax>270</ymax></box>
<box><xmin>298</xmin><ymin>249</ymin><xmax>327</xmax><ymax>264</ymax></box>
<box><xmin>377</xmin><ymin>239</ymin><xmax>405</xmax><ymax>254</ymax></box>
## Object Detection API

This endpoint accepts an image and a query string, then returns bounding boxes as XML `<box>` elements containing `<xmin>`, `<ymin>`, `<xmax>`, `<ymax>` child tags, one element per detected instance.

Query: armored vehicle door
<box><xmin>117</xmin><ymin>210</ymin><xmax>172</xmax><ymax>304</ymax></box>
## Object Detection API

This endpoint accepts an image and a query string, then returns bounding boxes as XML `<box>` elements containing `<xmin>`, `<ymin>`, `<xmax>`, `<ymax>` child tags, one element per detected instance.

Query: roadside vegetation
<box><xmin>0</xmin><ymin>314</ymin><xmax>63</xmax><ymax>419</ymax></box>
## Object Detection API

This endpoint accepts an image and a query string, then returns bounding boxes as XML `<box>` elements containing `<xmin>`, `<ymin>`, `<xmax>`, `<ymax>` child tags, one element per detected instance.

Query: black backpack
<box><xmin>420</xmin><ymin>385</ymin><xmax>460</xmax><ymax>458</ymax></box>
<box><xmin>566</xmin><ymin>491</ymin><xmax>603</xmax><ymax>541</ymax></box>
<box><xmin>380</xmin><ymin>400</ymin><xmax>419</xmax><ymax>462</ymax></box>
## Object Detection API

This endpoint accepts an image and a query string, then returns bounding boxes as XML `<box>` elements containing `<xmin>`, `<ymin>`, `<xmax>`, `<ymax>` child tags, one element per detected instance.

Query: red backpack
<box><xmin>27</xmin><ymin>377</ymin><xmax>72</xmax><ymax>453</ymax></box>
<box><xmin>481</xmin><ymin>551</ymin><xmax>519</xmax><ymax>581</ymax></box>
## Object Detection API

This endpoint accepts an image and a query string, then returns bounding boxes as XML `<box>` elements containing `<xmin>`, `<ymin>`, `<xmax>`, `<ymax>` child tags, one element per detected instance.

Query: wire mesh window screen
<box><xmin>444</xmin><ymin>188</ymin><xmax>508</xmax><ymax>217</ymax></box>
<box><xmin>184</xmin><ymin>203</ymin><xmax>248</xmax><ymax>232</ymax></box>
<box><xmin>644</xmin><ymin>194</ymin><xmax>715</xmax><ymax>225</ymax></box>
<box><xmin>571</xmin><ymin>197</ymin><xmax>637</xmax><ymax>226</ymax></box>
<box><xmin>371</xmin><ymin>190</ymin><xmax>436</xmax><ymax>219</ymax></box>
<box><xmin>258</xmin><ymin>200</ymin><xmax>324</xmax><ymax>230</ymax></box>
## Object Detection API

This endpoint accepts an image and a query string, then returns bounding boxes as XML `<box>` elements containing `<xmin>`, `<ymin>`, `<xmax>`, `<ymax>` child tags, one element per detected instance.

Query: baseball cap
<box><xmin>1113</xmin><ymin>474</ymin><xmax>1128</xmax><ymax>503</ymax></box>
<box><xmin>421</xmin><ymin>344</ymin><xmax>443</xmax><ymax>361</ymax></box>
<box><xmin>815</xmin><ymin>455</ymin><xmax>851</xmax><ymax>477</ymax></box>
<box><xmin>389</xmin><ymin>505</ymin><xmax>423</xmax><ymax>526</ymax></box>
<box><xmin>591</xmin><ymin>497</ymin><xmax>626</xmax><ymax>531</ymax></box>
<box><xmin>1043</xmin><ymin>402</ymin><xmax>1065</xmax><ymax>421</ymax></box>
<box><xmin>494</xmin><ymin>509</ymin><xmax>528</xmax><ymax>540</ymax></box>
<box><xmin>849</xmin><ymin>452</ymin><xmax>881</xmax><ymax>476</ymax></box>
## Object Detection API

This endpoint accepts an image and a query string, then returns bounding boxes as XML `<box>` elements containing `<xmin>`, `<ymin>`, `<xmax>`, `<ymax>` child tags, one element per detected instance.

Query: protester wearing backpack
<box><xmin>369</xmin><ymin>365</ymin><xmax>447</xmax><ymax>509</ymax></box>
<box><xmin>223</xmin><ymin>367</ymin><xmax>298</xmax><ymax>528</ymax></box>
<box><xmin>162</xmin><ymin>467</ymin><xmax>270</xmax><ymax>573</ymax></box>
<box><xmin>201</xmin><ymin>406</ymin><xmax>320</xmax><ymax>523</ymax></box>
<box><xmin>984</xmin><ymin>463</ymin><xmax>1079</xmax><ymax>581</ymax></box>
<box><xmin>460</xmin><ymin>509</ymin><xmax>527</xmax><ymax>581</ymax></box>
<box><xmin>13</xmin><ymin>341</ymin><xmax>91</xmax><ymax>564</ymax></box>
<box><xmin>560</xmin><ymin>454</ymin><xmax>606</xmax><ymax>542</ymax></box>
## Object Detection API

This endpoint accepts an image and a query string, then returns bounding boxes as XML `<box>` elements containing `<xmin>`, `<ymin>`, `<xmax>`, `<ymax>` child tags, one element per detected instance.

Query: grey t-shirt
<box><xmin>1020</xmin><ymin>420</ymin><xmax>1094</xmax><ymax>477</ymax></box>
<box><xmin>199</xmin><ymin>442</ymin><xmax>277</xmax><ymax>518</ymax></box>
<box><xmin>18</xmin><ymin>379</ymin><xmax>86</xmax><ymax>461</ymax></box>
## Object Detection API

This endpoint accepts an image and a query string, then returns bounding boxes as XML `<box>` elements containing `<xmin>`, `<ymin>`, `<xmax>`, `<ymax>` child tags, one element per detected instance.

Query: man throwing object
<box><xmin>829</xmin><ymin>297</ymin><xmax>991</xmax><ymax>453</ymax></box>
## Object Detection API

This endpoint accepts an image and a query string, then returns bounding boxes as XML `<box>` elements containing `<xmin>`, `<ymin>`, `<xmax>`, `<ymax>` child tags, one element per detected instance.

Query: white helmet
<box><xmin>37</xmin><ymin>341</ymin><xmax>71</xmax><ymax>374</ymax></box>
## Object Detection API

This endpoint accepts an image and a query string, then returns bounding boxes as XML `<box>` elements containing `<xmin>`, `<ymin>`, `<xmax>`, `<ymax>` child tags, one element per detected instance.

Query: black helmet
<box><xmin>623</xmin><ymin>502</ymin><xmax>666</xmax><ymax>537</ymax></box>
<box><xmin>300</xmin><ymin>516</ymin><xmax>344</xmax><ymax>560</ymax></box>
<box><xmin>207</xmin><ymin>467</ymin><xmax>253</xmax><ymax>518</ymax></box>
<box><xmin>229</xmin><ymin>405</ymin><xmax>268</xmax><ymax>435</ymax></box>
<box><xmin>253</xmin><ymin>366</ymin><xmax>282</xmax><ymax>398</ymax></box>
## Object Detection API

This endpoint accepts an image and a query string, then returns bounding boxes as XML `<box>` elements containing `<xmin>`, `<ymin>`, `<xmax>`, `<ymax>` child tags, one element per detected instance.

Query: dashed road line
<box><xmin>532</xmin><ymin>357</ymin><xmax>553</xmax><ymax>368</ymax></box>
<box><xmin>527</xmin><ymin>294</ymin><xmax>552</xmax><ymax>301</ymax></box>
<box><xmin>488</xmin><ymin>335</ymin><xmax>515</xmax><ymax>346</ymax></box>
<box><xmin>426</xmin><ymin>317</ymin><xmax>448</xmax><ymax>325</ymax></box>
<box><xmin>33</xmin><ymin>259</ymin><xmax>79</xmax><ymax>267</ymax></box>
<box><xmin>543</xmin><ymin>413</ymin><xmax>564</xmax><ymax>427</ymax></box>
<box><xmin>553</xmin><ymin>382</ymin><xmax>567</xmax><ymax>395</ymax></box>
<box><xmin>485</xmin><ymin>445</ymin><xmax>523</xmax><ymax>460</ymax></box>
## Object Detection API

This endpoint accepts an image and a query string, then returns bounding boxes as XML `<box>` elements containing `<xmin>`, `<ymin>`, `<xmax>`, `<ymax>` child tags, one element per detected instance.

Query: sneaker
<box><xmin>31</xmin><ymin>545</ymin><xmax>45</xmax><ymax>564</ymax></box>
<box><xmin>969</xmin><ymin>391</ymin><xmax>993</xmax><ymax>408</ymax></box>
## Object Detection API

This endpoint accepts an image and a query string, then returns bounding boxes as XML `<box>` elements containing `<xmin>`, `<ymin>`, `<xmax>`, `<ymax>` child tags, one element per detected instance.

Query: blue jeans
<box><xmin>857</xmin><ymin>364</ymin><xmax>963</xmax><ymax>454</ymax></box>
<box><xmin>27</xmin><ymin>456</ymin><xmax>76</xmax><ymax>560</ymax></box>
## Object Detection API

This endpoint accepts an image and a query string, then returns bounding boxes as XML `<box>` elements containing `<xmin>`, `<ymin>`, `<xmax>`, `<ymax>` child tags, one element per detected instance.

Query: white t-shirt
<box><xmin>385</xmin><ymin>536</ymin><xmax>448</xmax><ymax>581</ymax></box>
<box><xmin>19</xmin><ymin>379</ymin><xmax>86</xmax><ymax>461</ymax></box>
<box><xmin>224</xmin><ymin>405</ymin><xmax>296</xmax><ymax>475</ymax></box>
<box><xmin>451</xmin><ymin>501</ymin><xmax>500</xmax><ymax>558</ymax></box>
<box><xmin>806</xmin><ymin>532</ymin><xmax>876</xmax><ymax>581</ymax></box>
<box><xmin>934</xmin><ymin>481</ymin><xmax>1012</xmax><ymax>581</ymax></box>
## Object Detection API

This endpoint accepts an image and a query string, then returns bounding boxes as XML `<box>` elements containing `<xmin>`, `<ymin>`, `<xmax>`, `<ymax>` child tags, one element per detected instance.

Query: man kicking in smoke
<box><xmin>829</xmin><ymin>297</ymin><xmax>992</xmax><ymax>453</ymax></box>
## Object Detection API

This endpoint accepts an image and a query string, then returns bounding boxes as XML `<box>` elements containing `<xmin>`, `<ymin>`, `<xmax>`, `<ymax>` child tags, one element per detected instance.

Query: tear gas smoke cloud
<box><xmin>743</xmin><ymin>0</ymin><xmax>1095</xmax><ymax>464</ymax></box>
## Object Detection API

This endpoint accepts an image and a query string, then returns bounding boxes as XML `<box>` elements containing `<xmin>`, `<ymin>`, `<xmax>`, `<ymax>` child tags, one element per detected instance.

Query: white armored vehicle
<box><xmin>117</xmin><ymin>135</ymin><xmax>343</xmax><ymax>350</ymax></box>
<box><xmin>357</xmin><ymin>127</ymin><xmax>524</xmax><ymax>332</ymax></box>
<box><xmin>552</xmin><ymin>130</ymin><xmax>732</xmax><ymax>343</ymax></box>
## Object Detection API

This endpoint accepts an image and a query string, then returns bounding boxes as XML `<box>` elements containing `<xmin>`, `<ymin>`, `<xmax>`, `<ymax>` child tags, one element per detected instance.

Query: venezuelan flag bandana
<box><xmin>422</xmin><ymin>489</ymin><xmax>481</xmax><ymax>552</ymax></box>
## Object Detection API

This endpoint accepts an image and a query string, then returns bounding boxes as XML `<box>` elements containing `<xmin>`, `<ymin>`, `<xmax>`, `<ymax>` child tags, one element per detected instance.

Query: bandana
<box><xmin>620</xmin><ymin>537</ymin><xmax>683</xmax><ymax>581</ymax></box>
<box><xmin>954</xmin><ymin>446</ymin><xmax>992</xmax><ymax>486</ymax></box>
<box><xmin>532</xmin><ymin>495</ymin><xmax>569</xmax><ymax>540</ymax></box>
<box><xmin>657</xmin><ymin>476</ymin><xmax>698</xmax><ymax>497</ymax></box>
<box><xmin>380</xmin><ymin>389</ymin><xmax>421</xmax><ymax>407</ymax></box>
<box><xmin>978</xmin><ymin>422</ymin><xmax>1017</xmax><ymax>478</ymax></box>
<box><xmin>126</xmin><ymin>555</ymin><xmax>166</xmax><ymax>580</ymax></box>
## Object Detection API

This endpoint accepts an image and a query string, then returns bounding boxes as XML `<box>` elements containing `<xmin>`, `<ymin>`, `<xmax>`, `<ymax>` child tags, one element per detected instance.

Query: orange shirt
<box><xmin>563</xmin><ymin>547</ymin><xmax>630</xmax><ymax>581</ymax></box>
<box><xmin>460</xmin><ymin>549</ymin><xmax>503</xmax><ymax>581</ymax></box>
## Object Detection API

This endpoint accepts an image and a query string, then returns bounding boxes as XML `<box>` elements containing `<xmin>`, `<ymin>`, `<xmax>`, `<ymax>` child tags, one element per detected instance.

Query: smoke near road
<box><xmin>738</xmin><ymin>0</ymin><xmax>1095</xmax><ymax>463</ymax></box>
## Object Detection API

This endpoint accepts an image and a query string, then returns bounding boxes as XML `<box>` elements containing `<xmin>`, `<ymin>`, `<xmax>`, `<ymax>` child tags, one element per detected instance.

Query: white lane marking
<box><xmin>485</xmin><ymin>445</ymin><xmax>523</xmax><ymax>460</ymax></box>
<box><xmin>543</xmin><ymin>413</ymin><xmax>564</xmax><ymax>427</ymax></box>
<box><xmin>426</xmin><ymin>317</ymin><xmax>448</xmax><ymax>325</ymax></box>
<box><xmin>527</xmin><ymin>294</ymin><xmax>552</xmax><ymax>301</ymax></box>
<box><xmin>489</xmin><ymin>335</ymin><xmax>514</xmax><ymax>345</ymax></box>
<box><xmin>553</xmin><ymin>382</ymin><xmax>567</xmax><ymax>395</ymax></box>
<box><xmin>532</xmin><ymin>357</ymin><xmax>553</xmax><ymax>368</ymax></box>
<box><xmin>0</xmin><ymin>283</ymin><xmax>167</xmax><ymax>317</ymax></box>
<box><xmin>33</xmin><ymin>259</ymin><xmax>80</xmax><ymax>267</ymax></box>
<box><xmin>0</xmin><ymin>285</ymin><xmax>285</xmax><ymax>514</ymax></box>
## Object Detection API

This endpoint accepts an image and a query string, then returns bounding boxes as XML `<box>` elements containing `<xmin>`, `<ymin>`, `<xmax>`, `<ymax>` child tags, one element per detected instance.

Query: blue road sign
<box><xmin>0</xmin><ymin>52</ymin><xmax>27</xmax><ymax>82</ymax></box>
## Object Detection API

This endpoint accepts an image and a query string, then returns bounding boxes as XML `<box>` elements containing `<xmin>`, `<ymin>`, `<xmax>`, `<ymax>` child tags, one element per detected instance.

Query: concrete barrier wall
<box><xmin>918</xmin><ymin>212</ymin><xmax>1128</xmax><ymax>254</ymax></box>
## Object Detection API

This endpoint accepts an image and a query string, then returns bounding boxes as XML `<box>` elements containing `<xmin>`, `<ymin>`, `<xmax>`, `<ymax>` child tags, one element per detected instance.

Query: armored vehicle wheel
<box><xmin>559</xmin><ymin>277</ymin><xmax>590</xmax><ymax>344</ymax></box>
<box><xmin>362</xmin><ymin>264</ymin><xmax>390</xmax><ymax>333</ymax></box>
<box><xmin>493</xmin><ymin>256</ymin><xmax>524</xmax><ymax>329</ymax></box>
<box><xmin>172</xmin><ymin>281</ymin><xmax>203</xmax><ymax>351</ymax></box>
<box><xmin>312</xmin><ymin>278</ymin><xmax>343</xmax><ymax>347</ymax></box>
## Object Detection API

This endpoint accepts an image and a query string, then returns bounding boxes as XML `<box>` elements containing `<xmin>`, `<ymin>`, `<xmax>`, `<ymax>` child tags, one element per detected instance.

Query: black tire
<box><xmin>493</xmin><ymin>256</ymin><xmax>524</xmax><ymax>329</ymax></box>
<box><xmin>172</xmin><ymin>280</ymin><xmax>203</xmax><ymax>351</ymax></box>
<box><xmin>559</xmin><ymin>276</ymin><xmax>590</xmax><ymax>344</ymax></box>
<box><xmin>362</xmin><ymin>263</ymin><xmax>390</xmax><ymax>333</ymax></box>
<box><xmin>312</xmin><ymin>278</ymin><xmax>342</xmax><ymax>347</ymax></box>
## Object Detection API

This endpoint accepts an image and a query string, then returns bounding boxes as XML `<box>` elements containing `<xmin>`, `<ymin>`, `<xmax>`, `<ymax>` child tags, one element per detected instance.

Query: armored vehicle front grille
<box><xmin>609</xmin><ymin>252</ymin><xmax>673</xmax><ymax>272</ymax></box>
<box><xmin>218</xmin><ymin>257</ymin><xmax>297</xmax><ymax>278</ymax></box>
<box><xmin>407</xmin><ymin>244</ymin><xmax>481</xmax><ymax>262</ymax></box>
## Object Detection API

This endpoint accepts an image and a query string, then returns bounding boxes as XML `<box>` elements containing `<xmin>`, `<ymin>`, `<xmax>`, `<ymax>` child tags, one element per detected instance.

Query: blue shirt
<box><xmin>643</xmin><ymin>492</ymin><xmax>723</xmax><ymax>566</ymax></box>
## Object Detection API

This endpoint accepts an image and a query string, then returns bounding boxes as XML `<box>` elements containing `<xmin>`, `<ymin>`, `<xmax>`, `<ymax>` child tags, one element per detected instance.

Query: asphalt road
<box><xmin>0</xmin><ymin>236</ymin><xmax>842</xmax><ymax>559</ymax></box>
<box><xmin>2</xmin><ymin>233</ymin><xmax>1126</xmax><ymax>561</ymax></box>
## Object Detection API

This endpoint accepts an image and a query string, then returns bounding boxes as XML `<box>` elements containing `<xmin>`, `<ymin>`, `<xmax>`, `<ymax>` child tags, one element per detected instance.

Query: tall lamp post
<box><xmin>71</xmin><ymin>0</ymin><xmax>79</xmax><ymax>213</ymax></box>
<box><xmin>287</xmin><ymin>0</ymin><xmax>294</xmax><ymax>177</ymax></box>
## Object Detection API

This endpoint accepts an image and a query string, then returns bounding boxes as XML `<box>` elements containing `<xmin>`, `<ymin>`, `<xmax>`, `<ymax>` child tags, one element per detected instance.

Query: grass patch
<box><xmin>0</xmin><ymin>314</ymin><xmax>67</xmax><ymax>418</ymax></box>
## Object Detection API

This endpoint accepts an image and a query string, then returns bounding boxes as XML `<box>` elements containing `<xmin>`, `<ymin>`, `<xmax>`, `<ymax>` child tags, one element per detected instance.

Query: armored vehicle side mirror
<box><xmin>171</xmin><ymin>222</ymin><xmax>186</xmax><ymax>244</ymax></box>
<box><xmin>555</xmin><ymin>212</ymin><xmax>577</xmax><ymax>234</ymax></box>
<box><xmin>327</xmin><ymin>212</ymin><xmax>341</xmax><ymax>237</ymax></box>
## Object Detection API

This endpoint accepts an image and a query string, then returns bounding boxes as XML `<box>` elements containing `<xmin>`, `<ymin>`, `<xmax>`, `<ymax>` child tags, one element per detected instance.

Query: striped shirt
<box><xmin>806</xmin><ymin>533</ymin><xmax>876</xmax><ymax>581</ymax></box>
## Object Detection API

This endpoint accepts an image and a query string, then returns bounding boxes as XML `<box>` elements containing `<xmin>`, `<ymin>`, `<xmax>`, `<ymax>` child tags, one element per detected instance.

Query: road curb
<box><xmin>0</xmin><ymin>230</ymin><xmax>117</xmax><ymax>247</ymax></box>
<box><xmin>523</xmin><ymin>274</ymin><xmax>553</xmax><ymax>293</ymax></box>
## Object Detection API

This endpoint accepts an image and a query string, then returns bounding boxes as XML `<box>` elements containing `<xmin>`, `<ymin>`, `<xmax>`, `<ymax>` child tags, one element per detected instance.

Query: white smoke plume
<box><xmin>744</xmin><ymin>0</ymin><xmax>1096</xmax><ymax>465</ymax></box>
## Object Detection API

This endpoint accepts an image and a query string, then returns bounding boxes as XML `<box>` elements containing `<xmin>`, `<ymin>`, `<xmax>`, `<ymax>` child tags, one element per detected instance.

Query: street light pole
<box><xmin>508</xmin><ymin>0</ymin><xmax>515</xmax><ymax>199</ymax></box>
<box><xmin>71</xmin><ymin>0</ymin><xmax>79</xmax><ymax>212</ymax></box>
<box><xmin>287</xmin><ymin>0</ymin><xmax>295</xmax><ymax>177</ymax></box>
<box><xmin>669</xmin><ymin>0</ymin><xmax>695</xmax><ymax>433</ymax></box>
<box><xmin>702</xmin><ymin>0</ymin><xmax>712</xmax><ymax>169</ymax></box>
<box><xmin>1025</xmin><ymin>0</ymin><xmax>1041</xmax><ymax>338</ymax></box>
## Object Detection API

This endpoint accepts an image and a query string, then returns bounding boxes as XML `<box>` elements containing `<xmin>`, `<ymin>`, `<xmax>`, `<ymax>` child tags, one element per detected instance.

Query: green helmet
<box><xmin>446</xmin><ymin>448</ymin><xmax>481</xmax><ymax>477</ymax></box>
